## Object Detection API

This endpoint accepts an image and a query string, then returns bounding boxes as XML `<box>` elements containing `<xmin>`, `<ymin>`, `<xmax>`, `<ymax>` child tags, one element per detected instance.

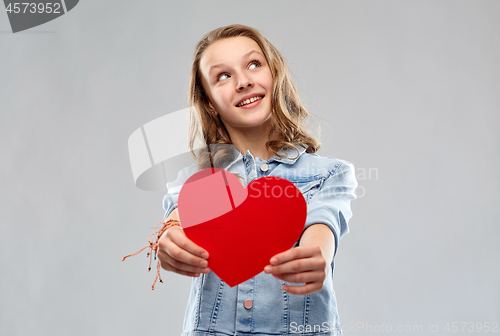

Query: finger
<box><xmin>282</xmin><ymin>282</ymin><xmax>323</xmax><ymax>295</ymax></box>
<box><xmin>162</xmin><ymin>233</ymin><xmax>209</xmax><ymax>267</ymax></box>
<box><xmin>269</xmin><ymin>246</ymin><xmax>319</xmax><ymax>266</ymax></box>
<box><xmin>166</xmin><ymin>227</ymin><xmax>210</xmax><ymax>259</ymax></box>
<box><xmin>159</xmin><ymin>260</ymin><xmax>204</xmax><ymax>277</ymax></box>
<box><xmin>266</xmin><ymin>257</ymin><xmax>326</xmax><ymax>275</ymax></box>
<box><xmin>272</xmin><ymin>270</ymin><xmax>325</xmax><ymax>284</ymax></box>
<box><xmin>158</xmin><ymin>248</ymin><xmax>210</xmax><ymax>274</ymax></box>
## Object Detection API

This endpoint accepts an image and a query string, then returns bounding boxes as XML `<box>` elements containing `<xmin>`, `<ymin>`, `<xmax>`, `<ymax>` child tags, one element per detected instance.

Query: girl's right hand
<box><xmin>157</xmin><ymin>225</ymin><xmax>210</xmax><ymax>277</ymax></box>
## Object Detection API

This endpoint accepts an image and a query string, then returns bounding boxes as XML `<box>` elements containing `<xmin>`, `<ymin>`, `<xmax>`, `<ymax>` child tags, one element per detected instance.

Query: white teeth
<box><xmin>238</xmin><ymin>96</ymin><xmax>263</xmax><ymax>107</ymax></box>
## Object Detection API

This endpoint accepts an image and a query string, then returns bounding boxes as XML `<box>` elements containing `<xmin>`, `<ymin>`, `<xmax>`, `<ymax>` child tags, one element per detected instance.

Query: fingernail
<box><xmin>270</xmin><ymin>257</ymin><xmax>277</xmax><ymax>264</ymax></box>
<box><xmin>201</xmin><ymin>252</ymin><xmax>209</xmax><ymax>259</ymax></box>
<box><xmin>200</xmin><ymin>260</ymin><xmax>208</xmax><ymax>267</ymax></box>
<box><xmin>264</xmin><ymin>265</ymin><xmax>271</xmax><ymax>273</ymax></box>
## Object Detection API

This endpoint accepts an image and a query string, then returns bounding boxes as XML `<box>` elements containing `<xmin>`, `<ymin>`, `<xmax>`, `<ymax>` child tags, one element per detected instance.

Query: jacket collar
<box><xmin>224</xmin><ymin>144</ymin><xmax>306</xmax><ymax>171</ymax></box>
<box><xmin>266</xmin><ymin>144</ymin><xmax>306</xmax><ymax>164</ymax></box>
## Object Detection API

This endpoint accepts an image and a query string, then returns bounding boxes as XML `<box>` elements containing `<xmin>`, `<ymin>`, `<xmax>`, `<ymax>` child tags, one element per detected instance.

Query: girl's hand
<box><xmin>157</xmin><ymin>226</ymin><xmax>210</xmax><ymax>277</ymax></box>
<box><xmin>263</xmin><ymin>245</ymin><xmax>328</xmax><ymax>295</ymax></box>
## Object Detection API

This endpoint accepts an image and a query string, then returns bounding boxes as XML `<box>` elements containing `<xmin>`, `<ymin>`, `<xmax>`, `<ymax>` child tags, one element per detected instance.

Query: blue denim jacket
<box><xmin>163</xmin><ymin>144</ymin><xmax>357</xmax><ymax>336</ymax></box>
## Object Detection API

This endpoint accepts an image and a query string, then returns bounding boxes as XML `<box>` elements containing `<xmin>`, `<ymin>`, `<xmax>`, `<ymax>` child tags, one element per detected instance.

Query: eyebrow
<box><xmin>208</xmin><ymin>50</ymin><xmax>263</xmax><ymax>75</ymax></box>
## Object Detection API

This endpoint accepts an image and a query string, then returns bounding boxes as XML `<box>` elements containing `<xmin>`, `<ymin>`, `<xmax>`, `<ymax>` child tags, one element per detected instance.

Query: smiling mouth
<box><xmin>237</xmin><ymin>95</ymin><xmax>264</xmax><ymax>107</ymax></box>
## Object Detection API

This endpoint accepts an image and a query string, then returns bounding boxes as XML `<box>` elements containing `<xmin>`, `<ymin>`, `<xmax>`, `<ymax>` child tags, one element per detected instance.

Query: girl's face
<box><xmin>199</xmin><ymin>36</ymin><xmax>273</xmax><ymax>136</ymax></box>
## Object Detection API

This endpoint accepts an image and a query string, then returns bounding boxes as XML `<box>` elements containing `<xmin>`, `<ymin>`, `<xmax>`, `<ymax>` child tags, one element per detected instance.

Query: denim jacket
<box><xmin>163</xmin><ymin>144</ymin><xmax>358</xmax><ymax>336</ymax></box>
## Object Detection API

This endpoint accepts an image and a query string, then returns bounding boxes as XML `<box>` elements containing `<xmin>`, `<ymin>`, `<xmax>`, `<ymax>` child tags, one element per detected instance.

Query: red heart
<box><xmin>177</xmin><ymin>168</ymin><xmax>307</xmax><ymax>287</ymax></box>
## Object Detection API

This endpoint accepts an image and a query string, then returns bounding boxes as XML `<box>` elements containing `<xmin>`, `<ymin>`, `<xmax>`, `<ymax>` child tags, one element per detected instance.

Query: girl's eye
<box><xmin>218</xmin><ymin>73</ymin><xmax>230</xmax><ymax>81</ymax></box>
<box><xmin>249</xmin><ymin>60</ymin><xmax>261</xmax><ymax>69</ymax></box>
<box><xmin>217</xmin><ymin>60</ymin><xmax>261</xmax><ymax>82</ymax></box>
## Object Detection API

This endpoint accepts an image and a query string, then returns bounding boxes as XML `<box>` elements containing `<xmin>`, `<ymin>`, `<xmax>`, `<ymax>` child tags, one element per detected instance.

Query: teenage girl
<box><xmin>158</xmin><ymin>24</ymin><xmax>357</xmax><ymax>336</ymax></box>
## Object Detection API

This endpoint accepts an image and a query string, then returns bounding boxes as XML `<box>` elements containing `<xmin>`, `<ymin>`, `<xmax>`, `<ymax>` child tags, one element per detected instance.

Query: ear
<box><xmin>208</xmin><ymin>101</ymin><xmax>218</xmax><ymax>116</ymax></box>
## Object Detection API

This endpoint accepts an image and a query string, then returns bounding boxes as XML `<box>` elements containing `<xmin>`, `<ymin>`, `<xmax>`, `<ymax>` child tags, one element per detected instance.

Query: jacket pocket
<box><xmin>293</xmin><ymin>178</ymin><xmax>323</xmax><ymax>203</ymax></box>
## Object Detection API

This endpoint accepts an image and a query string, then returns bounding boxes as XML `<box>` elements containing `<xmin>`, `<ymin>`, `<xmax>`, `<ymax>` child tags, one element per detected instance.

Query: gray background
<box><xmin>1</xmin><ymin>1</ymin><xmax>499</xmax><ymax>335</ymax></box>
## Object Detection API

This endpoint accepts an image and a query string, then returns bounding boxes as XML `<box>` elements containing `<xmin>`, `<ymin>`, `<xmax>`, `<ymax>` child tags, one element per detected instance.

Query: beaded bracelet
<box><xmin>122</xmin><ymin>219</ymin><xmax>181</xmax><ymax>290</ymax></box>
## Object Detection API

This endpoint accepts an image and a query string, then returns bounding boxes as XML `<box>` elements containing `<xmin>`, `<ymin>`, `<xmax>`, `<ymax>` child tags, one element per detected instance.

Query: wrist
<box><xmin>157</xmin><ymin>219</ymin><xmax>181</xmax><ymax>241</ymax></box>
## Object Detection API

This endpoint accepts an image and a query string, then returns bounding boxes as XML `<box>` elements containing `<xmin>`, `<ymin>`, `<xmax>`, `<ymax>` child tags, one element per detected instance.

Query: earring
<box><xmin>208</xmin><ymin>102</ymin><xmax>217</xmax><ymax>116</ymax></box>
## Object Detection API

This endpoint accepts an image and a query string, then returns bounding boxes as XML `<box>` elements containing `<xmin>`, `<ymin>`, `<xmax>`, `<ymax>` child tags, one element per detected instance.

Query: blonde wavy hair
<box><xmin>187</xmin><ymin>24</ymin><xmax>321</xmax><ymax>171</ymax></box>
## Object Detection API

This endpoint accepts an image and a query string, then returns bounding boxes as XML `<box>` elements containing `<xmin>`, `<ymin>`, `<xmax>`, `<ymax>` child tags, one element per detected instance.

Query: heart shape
<box><xmin>177</xmin><ymin>168</ymin><xmax>307</xmax><ymax>287</ymax></box>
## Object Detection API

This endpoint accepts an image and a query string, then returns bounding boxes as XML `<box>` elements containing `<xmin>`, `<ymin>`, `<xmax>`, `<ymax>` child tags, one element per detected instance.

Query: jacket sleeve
<box><xmin>302</xmin><ymin>161</ymin><xmax>358</xmax><ymax>257</ymax></box>
<box><xmin>162</xmin><ymin>163</ymin><xmax>200</xmax><ymax>221</ymax></box>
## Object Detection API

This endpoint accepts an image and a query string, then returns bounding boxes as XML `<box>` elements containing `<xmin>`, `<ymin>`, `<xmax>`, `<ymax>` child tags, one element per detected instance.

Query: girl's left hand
<box><xmin>263</xmin><ymin>245</ymin><xmax>328</xmax><ymax>295</ymax></box>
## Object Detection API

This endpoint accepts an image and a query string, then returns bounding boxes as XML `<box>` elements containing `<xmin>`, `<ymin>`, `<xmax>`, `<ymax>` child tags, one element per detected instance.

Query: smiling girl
<box><xmin>158</xmin><ymin>24</ymin><xmax>358</xmax><ymax>336</ymax></box>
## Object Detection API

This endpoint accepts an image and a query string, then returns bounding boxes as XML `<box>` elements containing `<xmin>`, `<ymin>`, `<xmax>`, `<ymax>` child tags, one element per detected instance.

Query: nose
<box><xmin>236</xmin><ymin>73</ymin><xmax>253</xmax><ymax>91</ymax></box>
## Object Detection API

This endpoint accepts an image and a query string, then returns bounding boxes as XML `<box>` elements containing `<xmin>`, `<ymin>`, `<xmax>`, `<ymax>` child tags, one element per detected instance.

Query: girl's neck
<box><xmin>234</xmin><ymin>141</ymin><xmax>274</xmax><ymax>161</ymax></box>
<box><xmin>227</xmin><ymin>120</ymin><xmax>274</xmax><ymax>161</ymax></box>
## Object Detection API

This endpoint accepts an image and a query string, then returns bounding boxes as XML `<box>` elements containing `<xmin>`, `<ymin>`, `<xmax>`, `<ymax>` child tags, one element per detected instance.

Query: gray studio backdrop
<box><xmin>1</xmin><ymin>1</ymin><xmax>499</xmax><ymax>336</ymax></box>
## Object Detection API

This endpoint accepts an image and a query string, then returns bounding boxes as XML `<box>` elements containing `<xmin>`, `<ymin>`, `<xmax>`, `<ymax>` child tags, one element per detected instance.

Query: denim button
<box><xmin>244</xmin><ymin>299</ymin><xmax>253</xmax><ymax>309</ymax></box>
<box><xmin>260</xmin><ymin>163</ymin><xmax>269</xmax><ymax>172</ymax></box>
